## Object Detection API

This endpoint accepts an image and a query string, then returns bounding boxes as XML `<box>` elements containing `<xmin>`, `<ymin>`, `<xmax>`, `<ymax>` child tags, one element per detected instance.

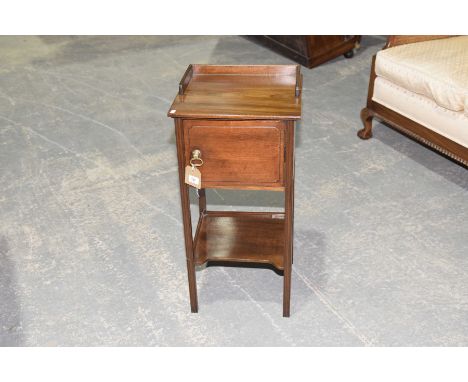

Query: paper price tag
<box><xmin>184</xmin><ymin>166</ymin><xmax>202</xmax><ymax>189</ymax></box>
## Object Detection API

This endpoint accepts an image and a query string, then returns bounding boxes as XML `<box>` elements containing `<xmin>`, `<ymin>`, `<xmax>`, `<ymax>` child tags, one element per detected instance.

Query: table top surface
<box><xmin>168</xmin><ymin>64</ymin><xmax>302</xmax><ymax>120</ymax></box>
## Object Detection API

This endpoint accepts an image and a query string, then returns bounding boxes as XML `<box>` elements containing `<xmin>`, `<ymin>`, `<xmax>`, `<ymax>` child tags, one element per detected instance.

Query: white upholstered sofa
<box><xmin>358</xmin><ymin>35</ymin><xmax>468</xmax><ymax>166</ymax></box>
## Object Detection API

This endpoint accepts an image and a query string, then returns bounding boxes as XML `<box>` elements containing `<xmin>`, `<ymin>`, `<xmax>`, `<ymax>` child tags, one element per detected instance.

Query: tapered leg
<box><xmin>180</xmin><ymin>184</ymin><xmax>199</xmax><ymax>313</ymax></box>
<box><xmin>175</xmin><ymin>120</ymin><xmax>198</xmax><ymax>313</ymax></box>
<box><xmin>291</xmin><ymin>176</ymin><xmax>294</xmax><ymax>265</ymax></box>
<box><xmin>358</xmin><ymin>107</ymin><xmax>374</xmax><ymax>139</ymax></box>
<box><xmin>283</xmin><ymin>123</ymin><xmax>295</xmax><ymax>317</ymax></box>
<box><xmin>283</xmin><ymin>184</ymin><xmax>293</xmax><ymax>317</ymax></box>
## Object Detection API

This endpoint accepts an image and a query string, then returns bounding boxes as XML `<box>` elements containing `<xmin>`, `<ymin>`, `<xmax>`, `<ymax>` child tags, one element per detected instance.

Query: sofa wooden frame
<box><xmin>358</xmin><ymin>35</ymin><xmax>468</xmax><ymax>167</ymax></box>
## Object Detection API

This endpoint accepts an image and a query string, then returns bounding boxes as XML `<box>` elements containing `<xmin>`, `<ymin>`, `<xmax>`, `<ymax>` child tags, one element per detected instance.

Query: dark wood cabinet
<box><xmin>168</xmin><ymin>64</ymin><xmax>302</xmax><ymax>317</ymax></box>
<box><xmin>248</xmin><ymin>35</ymin><xmax>361</xmax><ymax>68</ymax></box>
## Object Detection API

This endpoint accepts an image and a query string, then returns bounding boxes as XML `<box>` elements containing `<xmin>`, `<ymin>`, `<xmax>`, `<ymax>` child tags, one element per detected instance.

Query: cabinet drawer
<box><xmin>183</xmin><ymin>120</ymin><xmax>285</xmax><ymax>189</ymax></box>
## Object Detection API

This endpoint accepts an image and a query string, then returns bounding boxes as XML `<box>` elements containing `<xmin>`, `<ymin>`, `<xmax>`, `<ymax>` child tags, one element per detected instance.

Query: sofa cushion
<box><xmin>375</xmin><ymin>36</ymin><xmax>468</xmax><ymax>112</ymax></box>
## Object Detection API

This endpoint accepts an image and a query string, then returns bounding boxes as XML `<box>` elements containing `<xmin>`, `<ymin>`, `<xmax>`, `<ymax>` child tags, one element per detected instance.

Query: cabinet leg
<box><xmin>176</xmin><ymin>121</ymin><xmax>199</xmax><ymax>313</ymax></box>
<box><xmin>186</xmin><ymin>258</ymin><xmax>198</xmax><ymax>313</ymax></box>
<box><xmin>283</xmin><ymin>265</ymin><xmax>291</xmax><ymax>317</ymax></box>
<box><xmin>180</xmin><ymin>184</ymin><xmax>199</xmax><ymax>313</ymax></box>
<box><xmin>291</xmin><ymin>177</ymin><xmax>295</xmax><ymax>265</ymax></box>
<box><xmin>283</xmin><ymin>190</ymin><xmax>293</xmax><ymax>317</ymax></box>
<box><xmin>283</xmin><ymin>122</ymin><xmax>294</xmax><ymax>318</ymax></box>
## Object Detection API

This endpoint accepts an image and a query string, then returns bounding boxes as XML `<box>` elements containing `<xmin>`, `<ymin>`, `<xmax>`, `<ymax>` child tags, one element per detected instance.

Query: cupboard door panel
<box><xmin>183</xmin><ymin>119</ymin><xmax>285</xmax><ymax>189</ymax></box>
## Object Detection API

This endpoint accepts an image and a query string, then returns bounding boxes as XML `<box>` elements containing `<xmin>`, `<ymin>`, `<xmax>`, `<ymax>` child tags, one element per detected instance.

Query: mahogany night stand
<box><xmin>168</xmin><ymin>64</ymin><xmax>302</xmax><ymax>317</ymax></box>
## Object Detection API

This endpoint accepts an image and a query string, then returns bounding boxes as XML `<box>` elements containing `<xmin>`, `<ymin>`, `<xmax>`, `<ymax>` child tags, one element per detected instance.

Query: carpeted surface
<box><xmin>0</xmin><ymin>35</ymin><xmax>467</xmax><ymax>346</ymax></box>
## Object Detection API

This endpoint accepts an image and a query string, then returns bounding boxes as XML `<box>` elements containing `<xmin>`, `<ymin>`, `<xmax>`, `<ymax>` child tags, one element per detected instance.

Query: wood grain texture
<box><xmin>248</xmin><ymin>36</ymin><xmax>361</xmax><ymax>68</ymax></box>
<box><xmin>192</xmin><ymin>64</ymin><xmax>297</xmax><ymax>75</ymax></box>
<box><xmin>193</xmin><ymin>211</ymin><xmax>286</xmax><ymax>270</ymax></box>
<box><xmin>168</xmin><ymin>65</ymin><xmax>301</xmax><ymax>120</ymax></box>
<box><xmin>183</xmin><ymin>119</ymin><xmax>285</xmax><ymax>190</ymax></box>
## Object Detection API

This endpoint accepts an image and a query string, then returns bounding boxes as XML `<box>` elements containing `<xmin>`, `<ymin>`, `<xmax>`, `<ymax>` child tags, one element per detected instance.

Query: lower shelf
<box><xmin>193</xmin><ymin>211</ymin><xmax>285</xmax><ymax>270</ymax></box>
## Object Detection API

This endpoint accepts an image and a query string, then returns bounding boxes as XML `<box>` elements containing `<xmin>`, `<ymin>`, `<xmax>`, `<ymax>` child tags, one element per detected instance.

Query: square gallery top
<box><xmin>168</xmin><ymin>64</ymin><xmax>302</xmax><ymax>120</ymax></box>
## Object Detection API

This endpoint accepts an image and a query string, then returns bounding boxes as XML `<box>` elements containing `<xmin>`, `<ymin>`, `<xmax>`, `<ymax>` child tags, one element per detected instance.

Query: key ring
<box><xmin>190</xmin><ymin>158</ymin><xmax>203</xmax><ymax>167</ymax></box>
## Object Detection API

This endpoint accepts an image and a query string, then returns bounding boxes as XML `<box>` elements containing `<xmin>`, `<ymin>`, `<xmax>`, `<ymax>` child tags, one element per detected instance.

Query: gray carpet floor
<box><xmin>0</xmin><ymin>35</ymin><xmax>467</xmax><ymax>346</ymax></box>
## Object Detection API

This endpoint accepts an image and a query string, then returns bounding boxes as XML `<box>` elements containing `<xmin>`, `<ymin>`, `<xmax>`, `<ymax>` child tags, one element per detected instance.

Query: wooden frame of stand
<box><xmin>169</xmin><ymin>64</ymin><xmax>302</xmax><ymax>317</ymax></box>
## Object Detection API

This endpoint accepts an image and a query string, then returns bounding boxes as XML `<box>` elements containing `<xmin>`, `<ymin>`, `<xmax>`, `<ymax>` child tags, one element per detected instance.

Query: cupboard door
<box><xmin>183</xmin><ymin>119</ymin><xmax>285</xmax><ymax>190</ymax></box>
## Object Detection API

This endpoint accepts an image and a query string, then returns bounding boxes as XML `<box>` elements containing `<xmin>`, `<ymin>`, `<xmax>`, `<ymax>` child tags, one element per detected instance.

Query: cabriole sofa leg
<box><xmin>358</xmin><ymin>107</ymin><xmax>374</xmax><ymax>139</ymax></box>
